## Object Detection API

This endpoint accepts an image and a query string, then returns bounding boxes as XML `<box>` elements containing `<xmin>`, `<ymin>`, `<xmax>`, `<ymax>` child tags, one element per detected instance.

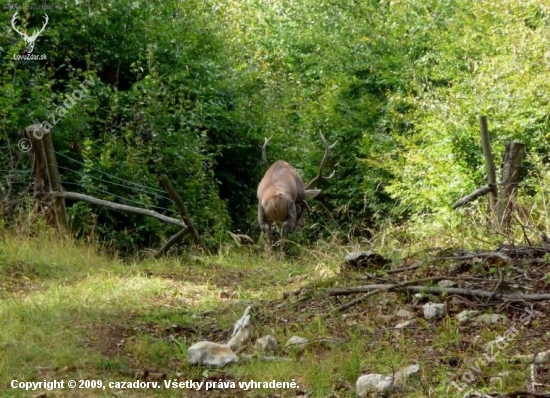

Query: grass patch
<box><xmin>0</xmin><ymin>228</ymin><xmax>548</xmax><ymax>397</ymax></box>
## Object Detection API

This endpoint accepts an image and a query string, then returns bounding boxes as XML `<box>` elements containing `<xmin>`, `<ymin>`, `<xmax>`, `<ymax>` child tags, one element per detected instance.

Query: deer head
<box><xmin>257</xmin><ymin>133</ymin><xmax>337</xmax><ymax>252</ymax></box>
<box><xmin>12</xmin><ymin>12</ymin><xmax>49</xmax><ymax>54</ymax></box>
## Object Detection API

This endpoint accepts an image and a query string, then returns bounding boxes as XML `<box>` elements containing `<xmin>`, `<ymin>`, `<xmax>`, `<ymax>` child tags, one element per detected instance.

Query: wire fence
<box><xmin>0</xmin><ymin>147</ymin><xmax>180</xmax><ymax>219</ymax></box>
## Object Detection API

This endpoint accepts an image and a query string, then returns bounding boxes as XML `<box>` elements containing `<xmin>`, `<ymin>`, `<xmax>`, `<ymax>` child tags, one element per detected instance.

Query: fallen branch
<box><xmin>358</xmin><ymin>275</ymin><xmax>515</xmax><ymax>286</ymax></box>
<box><xmin>498</xmin><ymin>246</ymin><xmax>550</xmax><ymax>258</ymax></box>
<box><xmin>333</xmin><ymin>288</ymin><xmax>386</xmax><ymax>312</ymax></box>
<box><xmin>489</xmin><ymin>392</ymin><xmax>550</xmax><ymax>398</ymax></box>
<box><xmin>328</xmin><ymin>284</ymin><xmax>550</xmax><ymax>309</ymax></box>
<box><xmin>512</xmin><ymin>349</ymin><xmax>550</xmax><ymax>365</ymax></box>
<box><xmin>386</xmin><ymin>264</ymin><xmax>421</xmax><ymax>274</ymax></box>
<box><xmin>154</xmin><ymin>228</ymin><xmax>187</xmax><ymax>258</ymax></box>
<box><xmin>52</xmin><ymin>191</ymin><xmax>187</xmax><ymax>228</ymax></box>
<box><xmin>435</xmin><ymin>247</ymin><xmax>550</xmax><ymax>261</ymax></box>
<box><xmin>332</xmin><ymin>275</ymin><xmax>513</xmax><ymax>312</ymax></box>
<box><xmin>435</xmin><ymin>251</ymin><xmax>511</xmax><ymax>265</ymax></box>
<box><xmin>159</xmin><ymin>175</ymin><xmax>209</xmax><ymax>253</ymax></box>
<box><xmin>453</xmin><ymin>184</ymin><xmax>495</xmax><ymax>209</ymax></box>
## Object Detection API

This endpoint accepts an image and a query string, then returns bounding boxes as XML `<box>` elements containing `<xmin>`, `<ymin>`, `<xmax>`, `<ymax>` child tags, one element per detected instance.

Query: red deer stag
<box><xmin>257</xmin><ymin>134</ymin><xmax>337</xmax><ymax>252</ymax></box>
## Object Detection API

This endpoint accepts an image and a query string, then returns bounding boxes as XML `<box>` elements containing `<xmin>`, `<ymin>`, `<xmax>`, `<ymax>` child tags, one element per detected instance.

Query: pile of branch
<box><xmin>330</xmin><ymin>245</ymin><xmax>550</xmax><ymax>312</ymax></box>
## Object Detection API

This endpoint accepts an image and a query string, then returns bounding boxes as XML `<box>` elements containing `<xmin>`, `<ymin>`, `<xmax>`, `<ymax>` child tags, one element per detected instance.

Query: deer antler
<box><xmin>261</xmin><ymin>135</ymin><xmax>273</xmax><ymax>168</ymax></box>
<box><xmin>305</xmin><ymin>133</ymin><xmax>338</xmax><ymax>190</ymax></box>
<box><xmin>11</xmin><ymin>12</ymin><xmax>27</xmax><ymax>38</ymax></box>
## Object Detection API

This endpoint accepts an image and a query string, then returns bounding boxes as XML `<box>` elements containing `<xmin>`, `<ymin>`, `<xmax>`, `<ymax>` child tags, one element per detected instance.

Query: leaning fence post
<box><xmin>154</xmin><ymin>228</ymin><xmax>188</xmax><ymax>259</ymax></box>
<box><xmin>158</xmin><ymin>174</ymin><xmax>209</xmax><ymax>254</ymax></box>
<box><xmin>496</xmin><ymin>141</ymin><xmax>525</xmax><ymax>233</ymax></box>
<box><xmin>479</xmin><ymin>116</ymin><xmax>497</xmax><ymax>213</ymax></box>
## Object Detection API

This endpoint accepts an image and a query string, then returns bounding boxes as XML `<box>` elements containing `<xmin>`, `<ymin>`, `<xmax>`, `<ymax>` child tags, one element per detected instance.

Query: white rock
<box><xmin>285</xmin><ymin>336</ymin><xmax>309</xmax><ymax>351</ymax></box>
<box><xmin>456</xmin><ymin>310</ymin><xmax>480</xmax><ymax>323</ymax></box>
<box><xmin>423</xmin><ymin>302</ymin><xmax>447</xmax><ymax>320</ymax></box>
<box><xmin>394</xmin><ymin>364</ymin><xmax>420</xmax><ymax>385</ymax></box>
<box><xmin>227</xmin><ymin>324</ymin><xmax>250</xmax><ymax>351</ymax></box>
<box><xmin>395</xmin><ymin>320</ymin><xmax>415</xmax><ymax>329</ymax></box>
<box><xmin>227</xmin><ymin>305</ymin><xmax>252</xmax><ymax>350</ymax></box>
<box><xmin>187</xmin><ymin>341</ymin><xmax>238</xmax><ymax>367</ymax></box>
<box><xmin>489</xmin><ymin>376</ymin><xmax>504</xmax><ymax>386</ymax></box>
<box><xmin>254</xmin><ymin>335</ymin><xmax>278</xmax><ymax>353</ymax></box>
<box><xmin>437</xmin><ymin>279</ymin><xmax>456</xmax><ymax>288</ymax></box>
<box><xmin>489</xmin><ymin>371</ymin><xmax>510</xmax><ymax>386</ymax></box>
<box><xmin>356</xmin><ymin>364</ymin><xmax>420</xmax><ymax>396</ymax></box>
<box><xmin>474</xmin><ymin>314</ymin><xmax>509</xmax><ymax>325</ymax></box>
<box><xmin>396</xmin><ymin>309</ymin><xmax>414</xmax><ymax>319</ymax></box>
<box><xmin>356</xmin><ymin>373</ymin><xmax>393</xmax><ymax>396</ymax></box>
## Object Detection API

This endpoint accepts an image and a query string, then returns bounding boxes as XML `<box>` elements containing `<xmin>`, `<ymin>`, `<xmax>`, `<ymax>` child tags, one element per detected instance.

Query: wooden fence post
<box><xmin>42</xmin><ymin>129</ymin><xmax>68</xmax><ymax>232</ymax></box>
<box><xmin>496</xmin><ymin>141</ymin><xmax>525</xmax><ymax>233</ymax></box>
<box><xmin>453</xmin><ymin>118</ymin><xmax>526</xmax><ymax>237</ymax></box>
<box><xmin>26</xmin><ymin>123</ymin><xmax>69</xmax><ymax>230</ymax></box>
<box><xmin>158</xmin><ymin>174</ymin><xmax>209</xmax><ymax>253</ymax></box>
<box><xmin>154</xmin><ymin>228</ymin><xmax>188</xmax><ymax>259</ymax></box>
<box><xmin>25</xmin><ymin>124</ymin><xmax>49</xmax><ymax>214</ymax></box>
<box><xmin>479</xmin><ymin>116</ymin><xmax>497</xmax><ymax>212</ymax></box>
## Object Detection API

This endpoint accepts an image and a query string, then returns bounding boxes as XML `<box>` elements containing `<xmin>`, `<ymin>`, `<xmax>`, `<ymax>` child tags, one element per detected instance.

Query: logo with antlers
<box><xmin>11</xmin><ymin>12</ymin><xmax>49</xmax><ymax>54</ymax></box>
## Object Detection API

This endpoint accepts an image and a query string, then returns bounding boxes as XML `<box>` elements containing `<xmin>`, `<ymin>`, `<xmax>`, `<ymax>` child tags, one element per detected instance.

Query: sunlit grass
<box><xmin>0</xmin><ymin>223</ymin><xmax>542</xmax><ymax>397</ymax></box>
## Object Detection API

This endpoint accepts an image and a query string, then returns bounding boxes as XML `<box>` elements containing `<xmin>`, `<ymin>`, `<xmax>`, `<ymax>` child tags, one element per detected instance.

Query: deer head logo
<box><xmin>11</xmin><ymin>12</ymin><xmax>49</xmax><ymax>54</ymax></box>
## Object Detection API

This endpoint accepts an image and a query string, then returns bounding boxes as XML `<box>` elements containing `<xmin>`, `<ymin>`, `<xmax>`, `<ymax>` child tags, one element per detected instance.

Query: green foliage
<box><xmin>378</xmin><ymin>1</ymin><xmax>550</xmax><ymax>226</ymax></box>
<box><xmin>1</xmin><ymin>0</ymin><xmax>239</xmax><ymax>251</ymax></box>
<box><xmin>3</xmin><ymin>0</ymin><xmax>550</xmax><ymax>250</ymax></box>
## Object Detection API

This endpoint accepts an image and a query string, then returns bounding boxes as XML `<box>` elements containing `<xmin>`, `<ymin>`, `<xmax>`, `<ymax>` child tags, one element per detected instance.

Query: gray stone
<box><xmin>474</xmin><ymin>313</ymin><xmax>509</xmax><ymax>325</ymax></box>
<box><xmin>254</xmin><ymin>335</ymin><xmax>278</xmax><ymax>353</ymax></box>
<box><xmin>187</xmin><ymin>342</ymin><xmax>238</xmax><ymax>367</ymax></box>
<box><xmin>437</xmin><ymin>279</ymin><xmax>456</xmax><ymax>288</ymax></box>
<box><xmin>356</xmin><ymin>374</ymin><xmax>393</xmax><ymax>396</ymax></box>
<box><xmin>456</xmin><ymin>310</ymin><xmax>480</xmax><ymax>323</ymax></box>
<box><xmin>423</xmin><ymin>302</ymin><xmax>447</xmax><ymax>320</ymax></box>
<box><xmin>356</xmin><ymin>364</ymin><xmax>420</xmax><ymax>396</ymax></box>
<box><xmin>344</xmin><ymin>251</ymin><xmax>390</xmax><ymax>268</ymax></box>
<box><xmin>286</xmin><ymin>336</ymin><xmax>309</xmax><ymax>351</ymax></box>
<box><xmin>395</xmin><ymin>320</ymin><xmax>415</xmax><ymax>329</ymax></box>
<box><xmin>394</xmin><ymin>364</ymin><xmax>421</xmax><ymax>385</ymax></box>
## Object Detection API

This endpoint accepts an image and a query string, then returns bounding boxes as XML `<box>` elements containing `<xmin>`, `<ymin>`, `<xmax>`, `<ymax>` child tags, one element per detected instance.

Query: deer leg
<box><xmin>295</xmin><ymin>203</ymin><xmax>305</xmax><ymax>230</ymax></box>
<box><xmin>258</xmin><ymin>202</ymin><xmax>273</xmax><ymax>251</ymax></box>
<box><xmin>280</xmin><ymin>202</ymin><xmax>297</xmax><ymax>252</ymax></box>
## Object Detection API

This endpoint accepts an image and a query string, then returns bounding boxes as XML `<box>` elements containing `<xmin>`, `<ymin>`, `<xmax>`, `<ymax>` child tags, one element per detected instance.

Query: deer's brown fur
<box><xmin>257</xmin><ymin>160</ymin><xmax>320</xmax><ymax>251</ymax></box>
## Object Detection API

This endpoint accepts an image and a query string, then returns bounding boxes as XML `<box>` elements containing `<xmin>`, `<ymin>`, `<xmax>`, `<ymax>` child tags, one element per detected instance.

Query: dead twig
<box><xmin>435</xmin><ymin>251</ymin><xmax>512</xmax><ymax>265</ymax></box>
<box><xmin>511</xmin><ymin>349</ymin><xmax>550</xmax><ymax>365</ymax></box>
<box><xmin>385</xmin><ymin>263</ymin><xmax>421</xmax><ymax>274</ymax></box>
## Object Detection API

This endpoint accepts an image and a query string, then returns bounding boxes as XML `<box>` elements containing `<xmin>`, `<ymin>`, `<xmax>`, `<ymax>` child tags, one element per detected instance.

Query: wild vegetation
<box><xmin>2</xmin><ymin>0</ymin><xmax>550</xmax><ymax>397</ymax></box>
